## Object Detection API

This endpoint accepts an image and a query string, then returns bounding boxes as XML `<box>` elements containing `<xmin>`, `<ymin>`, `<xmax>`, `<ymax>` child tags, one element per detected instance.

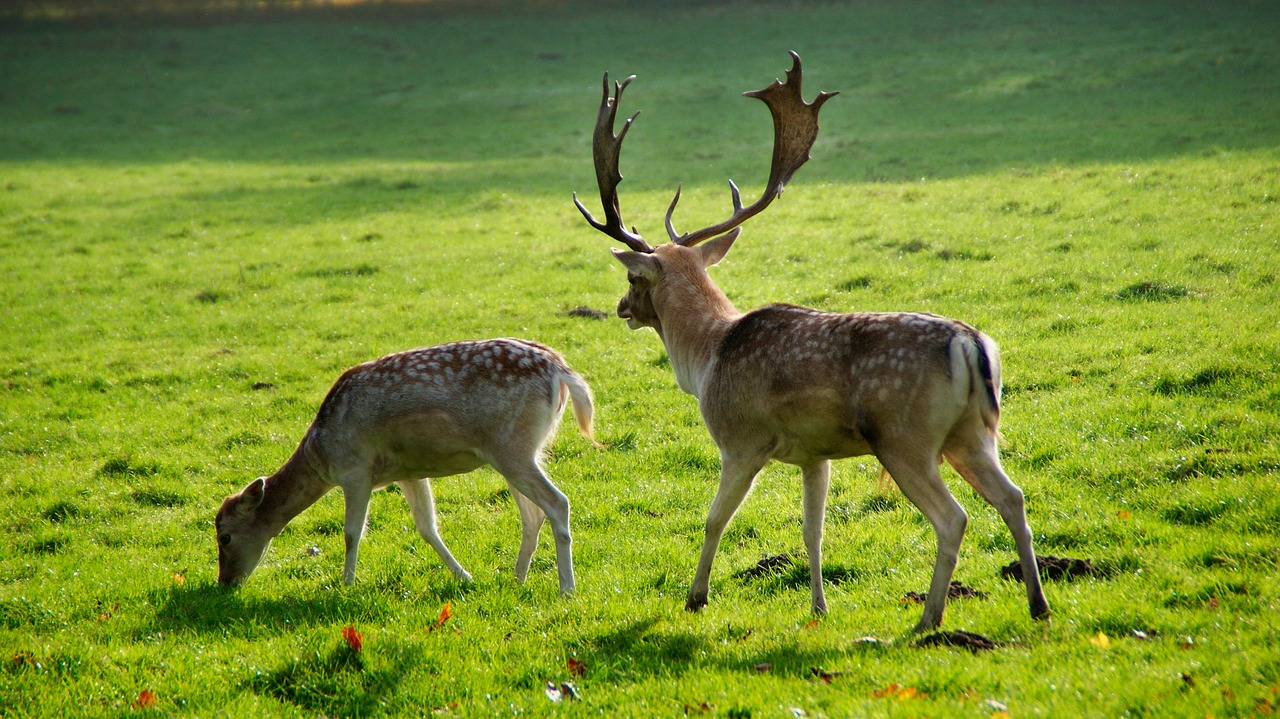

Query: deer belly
<box><xmin>389</xmin><ymin>449</ymin><xmax>487</xmax><ymax>479</ymax></box>
<box><xmin>772</xmin><ymin>430</ymin><xmax>874</xmax><ymax>464</ymax></box>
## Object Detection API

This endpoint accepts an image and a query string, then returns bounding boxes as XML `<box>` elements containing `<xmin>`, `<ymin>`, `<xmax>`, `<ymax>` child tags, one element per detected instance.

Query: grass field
<box><xmin>2</xmin><ymin>1</ymin><xmax>1279</xmax><ymax>716</ymax></box>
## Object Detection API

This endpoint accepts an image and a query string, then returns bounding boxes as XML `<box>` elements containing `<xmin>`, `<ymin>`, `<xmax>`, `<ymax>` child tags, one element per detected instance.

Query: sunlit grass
<box><xmin>2</xmin><ymin>1</ymin><xmax>1279</xmax><ymax>716</ymax></box>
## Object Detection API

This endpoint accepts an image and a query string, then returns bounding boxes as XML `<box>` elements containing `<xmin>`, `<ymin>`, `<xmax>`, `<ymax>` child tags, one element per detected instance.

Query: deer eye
<box><xmin>218</xmin><ymin>533</ymin><xmax>232</xmax><ymax>547</ymax></box>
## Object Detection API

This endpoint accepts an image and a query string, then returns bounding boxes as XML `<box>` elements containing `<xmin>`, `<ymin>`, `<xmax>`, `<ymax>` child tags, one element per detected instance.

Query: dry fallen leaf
<box><xmin>135</xmin><ymin>690</ymin><xmax>157</xmax><ymax>709</ymax></box>
<box><xmin>428</xmin><ymin>602</ymin><xmax>455</xmax><ymax>632</ymax></box>
<box><xmin>1089</xmin><ymin>632</ymin><xmax>1112</xmax><ymax>649</ymax></box>
<box><xmin>342</xmin><ymin>625</ymin><xmax>363</xmax><ymax>653</ymax></box>
<box><xmin>567</xmin><ymin>657</ymin><xmax>587</xmax><ymax>677</ymax></box>
<box><xmin>871</xmin><ymin>683</ymin><xmax>922</xmax><ymax>699</ymax></box>
<box><xmin>172</xmin><ymin>573</ymin><xmax>186</xmax><ymax>586</ymax></box>
<box><xmin>753</xmin><ymin>662</ymin><xmax>773</xmax><ymax>673</ymax></box>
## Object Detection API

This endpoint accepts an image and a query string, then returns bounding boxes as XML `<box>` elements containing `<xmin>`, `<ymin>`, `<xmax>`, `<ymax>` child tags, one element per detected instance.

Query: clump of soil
<box><xmin>566</xmin><ymin>306</ymin><xmax>607</xmax><ymax>320</ymax></box>
<box><xmin>735</xmin><ymin>553</ymin><xmax>794</xmax><ymax>580</ymax></box>
<box><xmin>1001</xmin><ymin>555</ymin><xmax>1107</xmax><ymax>582</ymax></box>
<box><xmin>902</xmin><ymin>581</ymin><xmax>987</xmax><ymax>604</ymax></box>
<box><xmin>916</xmin><ymin>630</ymin><xmax>997</xmax><ymax>652</ymax></box>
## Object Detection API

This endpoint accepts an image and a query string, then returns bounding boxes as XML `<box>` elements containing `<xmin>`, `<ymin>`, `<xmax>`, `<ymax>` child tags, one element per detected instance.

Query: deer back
<box><xmin>701</xmin><ymin>307</ymin><xmax>1000</xmax><ymax>462</ymax></box>
<box><xmin>308</xmin><ymin>339</ymin><xmax>584</xmax><ymax>477</ymax></box>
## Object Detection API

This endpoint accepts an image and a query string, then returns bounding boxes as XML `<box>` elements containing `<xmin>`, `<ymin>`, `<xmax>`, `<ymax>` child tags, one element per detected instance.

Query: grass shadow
<box><xmin>571</xmin><ymin>615</ymin><xmax>856</xmax><ymax>685</ymax></box>
<box><xmin>243</xmin><ymin>640</ymin><xmax>418</xmax><ymax>718</ymax></box>
<box><xmin>146</xmin><ymin>582</ymin><xmax>401</xmax><ymax>637</ymax></box>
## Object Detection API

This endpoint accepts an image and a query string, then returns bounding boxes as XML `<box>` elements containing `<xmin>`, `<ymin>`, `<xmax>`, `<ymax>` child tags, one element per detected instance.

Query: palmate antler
<box><xmin>574</xmin><ymin>51</ymin><xmax>837</xmax><ymax>252</ymax></box>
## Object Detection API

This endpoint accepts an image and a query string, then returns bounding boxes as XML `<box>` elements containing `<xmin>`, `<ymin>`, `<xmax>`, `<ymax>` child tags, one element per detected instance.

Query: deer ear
<box><xmin>240</xmin><ymin>477</ymin><xmax>266</xmax><ymax>513</ymax></box>
<box><xmin>611</xmin><ymin>248</ymin><xmax>658</xmax><ymax>281</ymax></box>
<box><xmin>697</xmin><ymin>229</ymin><xmax>740</xmax><ymax>268</ymax></box>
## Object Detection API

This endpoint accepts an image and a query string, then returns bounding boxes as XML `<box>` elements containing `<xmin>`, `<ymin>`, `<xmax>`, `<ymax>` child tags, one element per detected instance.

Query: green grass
<box><xmin>2</xmin><ymin>1</ymin><xmax>1279</xmax><ymax>716</ymax></box>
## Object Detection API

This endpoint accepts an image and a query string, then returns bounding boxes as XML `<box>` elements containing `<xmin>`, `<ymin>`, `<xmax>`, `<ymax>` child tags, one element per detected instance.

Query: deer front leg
<box><xmin>801</xmin><ymin>461</ymin><xmax>831</xmax><ymax>615</ymax></box>
<box><xmin>686</xmin><ymin>453</ymin><xmax>767</xmax><ymax>612</ymax></box>
<box><xmin>398</xmin><ymin>479</ymin><xmax>472</xmax><ymax>584</ymax></box>
<box><xmin>341</xmin><ymin>479</ymin><xmax>374</xmax><ymax>586</ymax></box>
<box><xmin>509</xmin><ymin>485</ymin><xmax>547</xmax><ymax>584</ymax></box>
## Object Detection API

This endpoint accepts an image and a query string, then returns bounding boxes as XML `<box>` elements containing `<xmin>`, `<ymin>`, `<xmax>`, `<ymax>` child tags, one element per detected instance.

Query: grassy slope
<box><xmin>2</xmin><ymin>1</ymin><xmax>1278</xmax><ymax>716</ymax></box>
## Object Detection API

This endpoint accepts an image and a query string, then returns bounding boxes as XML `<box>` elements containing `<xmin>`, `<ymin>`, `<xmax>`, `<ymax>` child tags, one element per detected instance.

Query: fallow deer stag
<box><xmin>216</xmin><ymin>339</ymin><xmax>596</xmax><ymax>594</ymax></box>
<box><xmin>574</xmin><ymin>52</ymin><xmax>1049</xmax><ymax>631</ymax></box>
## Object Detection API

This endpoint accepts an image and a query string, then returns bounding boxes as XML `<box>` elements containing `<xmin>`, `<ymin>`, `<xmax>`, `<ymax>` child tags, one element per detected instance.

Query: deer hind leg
<box><xmin>877</xmin><ymin>448</ymin><xmax>968</xmax><ymax>632</ymax></box>
<box><xmin>686</xmin><ymin>451</ymin><xmax>768</xmax><ymax>612</ymax></box>
<box><xmin>801</xmin><ymin>460</ymin><xmax>832</xmax><ymax>615</ymax></box>
<box><xmin>398</xmin><ymin>479</ymin><xmax>472</xmax><ymax>584</ymax></box>
<box><xmin>492</xmin><ymin>457</ymin><xmax>574</xmax><ymax>595</ymax></box>
<box><xmin>508</xmin><ymin>484</ymin><xmax>547</xmax><ymax>584</ymax></box>
<box><xmin>944</xmin><ymin>432</ymin><xmax>1050</xmax><ymax>621</ymax></box>
<box><xmin>339</xmin><ymin>474</ymin><xmax>374</xmax><ymax>586</ymax></box>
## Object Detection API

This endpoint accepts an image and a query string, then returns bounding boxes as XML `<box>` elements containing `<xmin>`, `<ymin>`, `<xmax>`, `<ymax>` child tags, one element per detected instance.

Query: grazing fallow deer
<box><xmin>215</xmin><ymin>338</ymin><xmax>597</xmax><ymax>594</ymax></box>
<box><xmin>574</xmin><ymin>52</ymin><xmax>1049</xmax><ymax>631</ymax></box>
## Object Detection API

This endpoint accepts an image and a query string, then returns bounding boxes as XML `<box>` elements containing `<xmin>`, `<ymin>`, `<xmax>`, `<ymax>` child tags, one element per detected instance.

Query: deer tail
<box><xmin>556</xmin><ymin>367</ymin><xmax>603</xmax><ymax>449</ymax></box>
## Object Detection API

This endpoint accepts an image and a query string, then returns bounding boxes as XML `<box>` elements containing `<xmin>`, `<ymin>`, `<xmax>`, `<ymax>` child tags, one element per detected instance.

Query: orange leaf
<box><xmin>567</xmin><ymin>657</ymin><xmax>587</xmax><ymax>677</ymax></box>
<box><xmin>135</xmin><ymin>690</ymin><xmax>157</xmax><ymax>709</ymax></box>
<box><xmin>803</xmin><ymin>619</ymin><xmax>820</xmax><ymax>630</ymax></box>
<box><xmin>341</xmin><ymin>625</ymin><xmax>363</xmax><ymax>653</ymax></box>
<box><xmin>871</xmin><ymin>683</ymin><xmax>922</xmax><ymax>700</ymax></box>
<box><xmin>172</xmin><ymin>573</ymin><xmax>186</xmax><ymax>586</ymax></box>
<box><xmin>437</xmin><ymin>601</ymin><xmax>454</xmax><ymax>627</ymax></box>
<box><xmin>1117</xmin><ymin>510</ymin><xmax>1131</xmax><ymax>520</ymax></box>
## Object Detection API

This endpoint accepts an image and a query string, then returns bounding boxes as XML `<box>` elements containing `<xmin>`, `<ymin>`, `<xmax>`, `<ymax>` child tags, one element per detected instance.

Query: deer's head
<box><xmin>574</xmin><ymin>52</ymin><xmax>835</xmax><ymax>330</ymax></box>
<box><xmin>215</xmin><ymin>477</ymin><xmax>274</xmax><ymax>586</ymax></box>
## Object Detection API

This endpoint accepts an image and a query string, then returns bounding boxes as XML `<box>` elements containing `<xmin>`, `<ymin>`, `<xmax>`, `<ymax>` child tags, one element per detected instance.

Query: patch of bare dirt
<box><xmin>734</xmin><ymin>553</ymin><xmax>794</xmax><ymax>580</ymax></box>
<box><xmin>1001</xmin><ymin>555</ymin><xmax>1107</xmax><ymax>582</ymax></box>
<box><xmin>902</xmin><ymin>581</ymin><xmax>987</xmax><ymax>604</ymax></box>
<box><xmin>566</xmin><ymin>306</ymin><xmax>607</xmax><ymax>320</ymax></box>
<box><xmin>915</xmin><ymin>630</ymin><xmax>997</xmax><ymax>652</ymax></box>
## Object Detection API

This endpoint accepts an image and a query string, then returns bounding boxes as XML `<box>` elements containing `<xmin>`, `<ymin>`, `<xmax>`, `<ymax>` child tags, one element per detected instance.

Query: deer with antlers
<box><xmin>574</xmin><ymin>53</ymin><xmax>1049</xmax><ymax>631</ymax></box>
<box><xmin>215</xmin><ymin>339</ymin><xmax>596</xmax><ymax>593</ymax></box>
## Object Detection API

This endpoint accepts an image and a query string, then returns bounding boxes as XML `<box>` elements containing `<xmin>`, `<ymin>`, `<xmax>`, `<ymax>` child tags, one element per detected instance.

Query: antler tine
<box><xmin>668</xmin><ymin>51</ymin><xmax>838</xmax><ymax>247</ymax></box>
<box><xmin>573</xmin><ymin>72</ymin><xmax>655</xmax><ymax>254</ymax></box>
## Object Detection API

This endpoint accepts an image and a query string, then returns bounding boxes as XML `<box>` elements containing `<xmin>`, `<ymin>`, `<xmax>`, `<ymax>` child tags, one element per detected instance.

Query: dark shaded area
<box><xmin>915</xmin><ymin>630</ymin><xmax>996</xmax><ymax>652</ymax></box>
<box><xmin>0</xmin><ymin>0</ymin><xmax>707</xmax><ymax>26</ymax></box>
<box><xmin>1</xmin><ymin>1</ymin><xmax>1276</xmax><ymax>191</ymax></box>
<box><xmin>147</xmin><ymin>582</ymin><xmax>410</xmax><ymax>635</ymax></box>
<box><xmin>244</xmin><ymin>638</ymin><xmax>420</xmax><ymax>717</ymax></box>
<box><xmin>573</xmin><ymin>615</ymin><xmax>860</xmax><ymax>684</ymax></box>
<box><xmin>1001</xmin><ymin>555</ymin><xmax>1108</xmax><ymax>582</ymax></box>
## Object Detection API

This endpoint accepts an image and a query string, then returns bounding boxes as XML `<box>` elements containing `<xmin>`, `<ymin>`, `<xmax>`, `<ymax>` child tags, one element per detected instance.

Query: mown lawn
<box><xmin>2</xmin><ymin>1</ymin><xmax>1278</xmax><ymax>716</ymax></box>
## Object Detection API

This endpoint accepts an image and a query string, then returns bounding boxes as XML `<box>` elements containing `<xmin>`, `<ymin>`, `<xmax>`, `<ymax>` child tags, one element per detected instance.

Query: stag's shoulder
<box><xmin>719</xmin><ymin>304</ymin><xmax>818</xmax><ymax>357</ymax></box>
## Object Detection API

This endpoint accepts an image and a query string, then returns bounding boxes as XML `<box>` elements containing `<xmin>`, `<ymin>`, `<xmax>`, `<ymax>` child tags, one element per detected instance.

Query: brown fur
<box><xmin>215</xmin><ymin>339</ymin><xmax>596</xmax><ymax>592</ymax></box>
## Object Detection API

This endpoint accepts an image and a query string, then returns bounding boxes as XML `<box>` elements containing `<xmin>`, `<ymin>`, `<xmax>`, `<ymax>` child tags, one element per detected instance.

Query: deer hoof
<box><xmin>685</xmin><ymin>593</ymin><xmax>708</xmax><ymax>612</ymax></box>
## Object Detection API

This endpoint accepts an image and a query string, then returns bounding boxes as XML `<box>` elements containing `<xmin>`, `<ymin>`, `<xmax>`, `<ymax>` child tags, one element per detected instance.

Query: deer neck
<box><xmin>256</xmin><ymin>433</ymin><xmax>331</xmax><ymax>536</ymax></box>
<box><xmin>652</xmin><ymin>271</ymin><xmax>738</xmax><ymax>399</ymax></box>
